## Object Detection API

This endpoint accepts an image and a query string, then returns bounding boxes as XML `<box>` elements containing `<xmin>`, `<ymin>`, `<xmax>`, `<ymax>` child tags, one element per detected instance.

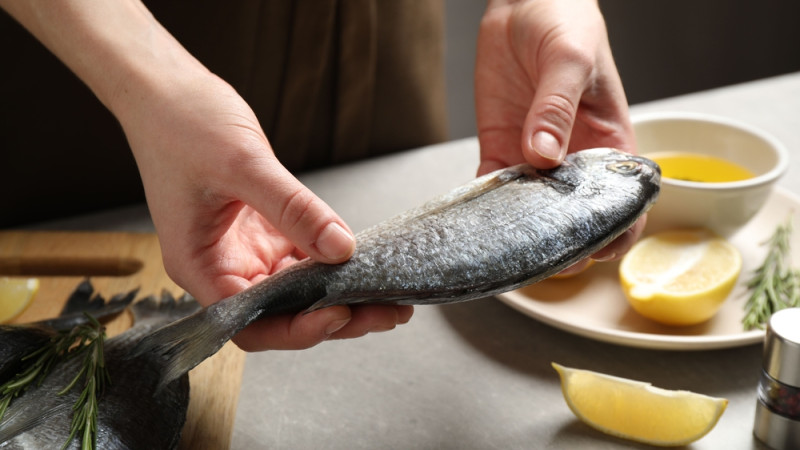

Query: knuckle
<box><xmin>534</xmin><ymin>93</ymin><xmax>577</xmax><ymax>131</ymax></box>
<box><xmin>278</xmin><ymin>188</ymin><xmax>317</xmax><ymax>237</ymax></box>
<box><xmin>559</xmin><ymin>43</ymin><xmax>595</xmax><ymax>72</ymax></box>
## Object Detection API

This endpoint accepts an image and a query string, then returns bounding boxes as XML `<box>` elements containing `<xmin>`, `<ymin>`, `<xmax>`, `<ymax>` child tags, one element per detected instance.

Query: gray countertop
<box><xmin>234</xmin><ymin>73</ymin><xmax>800</xmax><ymax>450</ymax></box>
<box><xmin>26</xmin><ymin>73</ymin><xmax>800</xmax><ymax>449</ymax></box>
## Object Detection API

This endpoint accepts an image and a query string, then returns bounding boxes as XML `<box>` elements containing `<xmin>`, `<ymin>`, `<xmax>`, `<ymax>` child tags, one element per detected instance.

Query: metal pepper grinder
<box><xmin>754</xmin><ymin>307</ymin><xmax>800</xmax><ymax>449</ymax></box>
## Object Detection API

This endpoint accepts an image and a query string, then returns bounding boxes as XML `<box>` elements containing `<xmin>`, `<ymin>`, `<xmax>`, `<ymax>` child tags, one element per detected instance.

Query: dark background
<box><xmin>2</xmin><ymin>1</ymin><xmax>799</xmax><ymax>225</ymax></box>
<box><xmin>444</xmin><ymin>0</ymin><xmax>800</xmax><ymax>139</ymax></box>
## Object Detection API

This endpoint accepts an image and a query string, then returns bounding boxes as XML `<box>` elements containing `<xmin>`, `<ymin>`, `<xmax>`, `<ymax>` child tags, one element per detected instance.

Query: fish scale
<box><xmin>131</xmin><ymin>147</ymin><xmax>660</xmax><ymax>390</ymax></box>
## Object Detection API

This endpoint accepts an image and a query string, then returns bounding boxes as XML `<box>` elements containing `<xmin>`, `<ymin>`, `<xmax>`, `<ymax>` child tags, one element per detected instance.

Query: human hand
<box><xmin>474</xmin><ymin>0</ymin><xmax>644</xmax><ymax>269</ymax></box>
<box><xmin>114</xmin><ymin>72</ymin><xmax>413</xmax><ymax>351</ymax></box>
<box><xmin>0</xmin><ymin>0</ymin><xmax>412</xmax><ymax>352</ymax></box>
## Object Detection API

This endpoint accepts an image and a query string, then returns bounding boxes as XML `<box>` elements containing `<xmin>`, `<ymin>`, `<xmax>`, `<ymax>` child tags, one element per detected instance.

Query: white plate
<box><xmin>495</xmin><ymin>186</ymin><xmax>800</xmax><ymax>350</ymax></box>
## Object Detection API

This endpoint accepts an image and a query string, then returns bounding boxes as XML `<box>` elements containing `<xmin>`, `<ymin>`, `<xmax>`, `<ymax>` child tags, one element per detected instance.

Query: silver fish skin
<box><xmin>133</xmin><ymin>147</ymin><xmax>660</xmax><ymax>389</ymax></box>
<box><xmin>0</xmin><ymin>293</ymin><xmax>199</xmax><ymax>450</ymax></box>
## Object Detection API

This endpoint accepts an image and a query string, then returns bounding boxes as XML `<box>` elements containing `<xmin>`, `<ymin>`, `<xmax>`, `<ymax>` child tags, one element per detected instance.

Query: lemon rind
<box><xmin>552</xmin><ymin>362</ymin><xmax>728</xmax><ymax>447</ymax></box>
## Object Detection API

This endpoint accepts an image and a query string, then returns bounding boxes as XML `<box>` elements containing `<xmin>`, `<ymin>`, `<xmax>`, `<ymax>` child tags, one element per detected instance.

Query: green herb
<box><xmin>0</xmin><ymin>314</ymin><xmax>109</xmax><ymax>450</ymax></box>
<box><xmin>60</xmin><ymin>314</ymin><xmax>110</xmax><ymax>450</ymax></box>
<box><xmin>742</xmin><ymin>217</ymin><xmax>800</xmax><ymax>330</ymax></box>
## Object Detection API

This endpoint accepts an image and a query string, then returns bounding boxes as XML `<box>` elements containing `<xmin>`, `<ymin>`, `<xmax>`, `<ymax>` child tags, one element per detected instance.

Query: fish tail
<box><xmin>130</xmin><ymin>265</ymin><xmax>324</xmax><ymax>392</ymax></box>
<box><xmin>128</xmin><ymin>296</ymin><xmax>260</xmax><ymax>393</ymax></box>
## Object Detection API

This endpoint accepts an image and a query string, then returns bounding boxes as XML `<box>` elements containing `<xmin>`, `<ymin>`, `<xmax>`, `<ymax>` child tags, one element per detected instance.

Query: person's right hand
<box><xmin>114</xmin><ymin>62</ymin><xmax>414</xmax><ymax>353</ymax></box>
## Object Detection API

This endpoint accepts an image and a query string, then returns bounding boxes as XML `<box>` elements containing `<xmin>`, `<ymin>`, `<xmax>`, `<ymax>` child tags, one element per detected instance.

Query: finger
<box><xmin>477</xmin><ymin>126</ymin><xmax>528</xmax><ymax>176</ymax></box>
<box><xmin>554</xmin><ymin>258</ymin><xmax>594</xmax><ymax>278</ymax></box>
<box><xmin>231</xmin><ymin>305</ymin><xmax>415</xmax><ymax>352</ymax></box>
<box><xmin>591</xmin><ymin>215</ymin><xmax>648</xmax><ymax>262</ymax></box>
<box><xmin>232</xmin><ymin>306</ymin><xmax>353</xmax><ymax>351</ymax></box>
<box><xmin>328</xmin><ymin>305</ymin><xmax>415</xmax><ymax>340</ymax></box>
<box><xmin>237</xmin><ymin>158</ymin><xmax>356</xmax><ymax>264</ymax></box>
<box><xmin>522</xmin><ymin>58</ymin><xmax>592</xmax><ymax>169</ymax></box>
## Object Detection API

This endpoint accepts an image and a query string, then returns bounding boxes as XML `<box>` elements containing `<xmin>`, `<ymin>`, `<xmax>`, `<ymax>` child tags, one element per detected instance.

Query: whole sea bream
<box><xmin>134</xmin><ymin>147</ymin><xmax>661</xmax><ymax>388</ymax></box>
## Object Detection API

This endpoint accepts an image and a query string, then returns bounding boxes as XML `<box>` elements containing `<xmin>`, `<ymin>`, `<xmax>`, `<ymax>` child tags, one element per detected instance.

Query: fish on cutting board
<box><xmin>0</xmin><ymin>289</ymin><xmax>199</xmax><ymax>450</ymax></box>
<box><xmin>0</xmin><ymin>279</ymin><xmax>135</xmax><ymax>383</ymax></box>
<box><xmin>133</xmin><ymin>147</ymin><xmax>660</xmax><ymax>389</ymax></box>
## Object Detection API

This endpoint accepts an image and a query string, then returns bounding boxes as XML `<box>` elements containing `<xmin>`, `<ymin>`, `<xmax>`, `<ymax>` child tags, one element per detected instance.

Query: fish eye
<box><xmin>607</xmin><ymin>161</ymin><xmax>640</xmax><ymax>175</ymax></box>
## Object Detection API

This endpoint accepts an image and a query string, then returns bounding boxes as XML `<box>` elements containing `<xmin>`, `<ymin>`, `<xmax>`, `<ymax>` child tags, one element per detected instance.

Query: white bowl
<box><xmin>633</xmin><ymin>112</ymin><xmax>789</xmax><ymax>236</ymax></box>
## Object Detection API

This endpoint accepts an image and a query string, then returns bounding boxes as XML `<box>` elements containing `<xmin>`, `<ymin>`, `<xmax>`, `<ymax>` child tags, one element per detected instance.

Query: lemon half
<box><xmin>0</xmin><ymin>277</ymin><xmax>39</xmax><ymax>323</ymax></box>
<box><xmin>619</xmin><ymin>229</ymin><xmax>741</xmax><ymax>326</ymax></box>
<box><xmin>553</xmin><ymin>363</ymin><xmax>727</xmax><ymax>446</ymax></box>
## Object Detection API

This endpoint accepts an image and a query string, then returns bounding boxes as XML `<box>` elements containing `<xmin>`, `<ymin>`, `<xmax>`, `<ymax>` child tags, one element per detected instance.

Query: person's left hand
<box><xmin>474</xmin><ymin>0</ymin><xmax>644</xmax><ymax>273</ymax></box>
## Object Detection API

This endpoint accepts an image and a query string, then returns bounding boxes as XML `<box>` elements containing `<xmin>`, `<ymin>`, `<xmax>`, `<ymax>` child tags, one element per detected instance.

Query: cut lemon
<box><xmin>0</xmin><ymin>277</ymin><xmax>39</xmax><ymax>323</ymax></box>
<box><xmin>619</xmin><ymin>229</ymin><xmax>741</xmax><ymax>326</ymax></box>
<box><xmin>552</xmin><ymin>363</ymin><xmax>727</xmax><ymax>446</ymax></box>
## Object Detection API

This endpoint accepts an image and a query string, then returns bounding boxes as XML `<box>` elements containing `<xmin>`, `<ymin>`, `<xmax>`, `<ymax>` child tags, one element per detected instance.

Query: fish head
<box><xmin>564</xmin><ymin>147</ymin><xmax>661</xmax><ymax>208</ymax></box>
<box><xmin>568</xmin><ymin>147</ymin><xmax>660</xmax><ymax>180</ymax></box>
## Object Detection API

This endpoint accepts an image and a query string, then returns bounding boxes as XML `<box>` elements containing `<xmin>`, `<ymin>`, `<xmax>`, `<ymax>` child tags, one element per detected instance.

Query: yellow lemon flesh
<box><xmin>553</xmin><ymin>363</ymin><xmax>728</xmax><ymax>447</ymax></box>
<box><xmin>0</xmin><ymin>277</ymin><xmax>39</xmax><ymax>323</ymax></box>
<box><xmin>619</xmin><ymin>229</ymin><xmax>741</xmax><ymax>326</ymax></box>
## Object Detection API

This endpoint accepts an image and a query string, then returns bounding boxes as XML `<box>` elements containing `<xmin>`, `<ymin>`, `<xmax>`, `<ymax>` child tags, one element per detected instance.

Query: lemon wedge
<box><xmin>0</xmin><ymin>277</ymin><xmax>39</xmax><ymax>323</ymax></box>
<box><xmin>619</xmin><ymin>229</ymin><xmax>741</xmax><ymax>326</ymax></box>
<box><xmin>552</xmin><ymin>363</ymin><xmax>727</xmax><ymax>446</ymax></box>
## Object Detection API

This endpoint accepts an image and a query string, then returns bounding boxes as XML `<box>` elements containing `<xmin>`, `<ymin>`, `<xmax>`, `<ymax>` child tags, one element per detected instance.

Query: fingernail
<box><xmin>368</xmin><ymin>325</ymin><xmax>395</xmax><ymax>333</ymax></box>
<box><xmin>316</xmin><ymin>222</ymin><xmax>355</xmax><ymax>260</ymax></box>
<box><xmin>531</xmin><ymin>131</ymin><xmax>563</xmax><ymax>161</ymax></box>
<box><xmin>325</xmin><ymin>318</ymin><xmax>350</xmax><ymax>336</ymax></box>
<box><xmin>592</xmin><ymin>252</ymin><xmax>617</xmax><ymax>262</ymax></box>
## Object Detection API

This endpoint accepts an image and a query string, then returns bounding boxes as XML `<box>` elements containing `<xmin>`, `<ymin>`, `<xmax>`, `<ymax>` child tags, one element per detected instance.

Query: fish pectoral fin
<box><xmin>0</xmin><ymin>398</ymin><xmax>71</xmax><ymax>443</ymax></box>
<box><xmin>533</xmin><ymin>172</ymin><xmax>578</xmax><ymax>195</ymax></box>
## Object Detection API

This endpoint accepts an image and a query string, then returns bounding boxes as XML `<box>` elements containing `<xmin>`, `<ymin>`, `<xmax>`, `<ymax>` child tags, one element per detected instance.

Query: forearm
<box><xmin>0</xmin><ymin>0</ymin><xmax>208</xmax><ymax>119</ymax></box>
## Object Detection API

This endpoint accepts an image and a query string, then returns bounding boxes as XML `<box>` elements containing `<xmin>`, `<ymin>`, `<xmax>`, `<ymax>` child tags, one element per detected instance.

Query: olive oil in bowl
<box><xmin>649</xmin><ymin>152</ymin><xmax>754</xmax><ymax>183</ymax></box>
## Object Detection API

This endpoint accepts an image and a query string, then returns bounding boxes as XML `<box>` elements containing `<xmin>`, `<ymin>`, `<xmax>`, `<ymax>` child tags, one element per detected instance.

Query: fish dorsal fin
<box><xmin>40</xmin><ymin>283</ymin><xmax>138</xmax><ymax>331</ymax></box>
<box><xmin>356</xmin><ymin>165</ymin><xmax>527</xmax><ymax>240</ymax></box>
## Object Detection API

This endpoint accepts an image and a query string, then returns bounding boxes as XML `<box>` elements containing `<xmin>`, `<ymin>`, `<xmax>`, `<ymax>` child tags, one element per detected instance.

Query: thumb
<box><xmin>239</xmin><ymin>161</ymin><xmax>356</xmax><ymax>264</ymax></box>
<box><xmin>522</xmin><ymin>62</ymin><xmax>589</xmax><ymax>169</ymax></box>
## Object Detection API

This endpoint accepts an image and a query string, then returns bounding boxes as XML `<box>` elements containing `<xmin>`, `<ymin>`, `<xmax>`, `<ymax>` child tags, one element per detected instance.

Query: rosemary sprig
<box><xmin>742</xmin><ymin>217</ymin><xmax>800</xmax><ymax>329</ymax></box>
<box><xmin>60</xmin><ymin>314</ymin><xmax>110</xmax><ymax>450</ymax></box>
<box><xmin>0</xmin><ymin>314</ymin><xmax>109</xmax><ymax>450</ymax></box>
<box><xmin>0</xmin><ymin>327</ymin><xmax>80</xmax><ymax>420</ymax></box>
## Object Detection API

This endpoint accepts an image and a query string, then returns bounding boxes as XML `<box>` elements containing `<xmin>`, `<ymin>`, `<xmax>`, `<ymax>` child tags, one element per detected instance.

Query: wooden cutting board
<box><xmin>0</xmin><ymin>230</ymin><xmax>245</xmax><ymax>450</ymax></box>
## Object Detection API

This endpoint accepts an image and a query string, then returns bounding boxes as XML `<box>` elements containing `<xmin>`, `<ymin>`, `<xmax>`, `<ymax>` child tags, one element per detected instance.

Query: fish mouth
<box><xmin>632</xmin><ymin>154</ymin><xmax>661</xmax><ymax>180</ymax></box>
<box><xmin>639</xmin><ymin>155</ymin><xmax>662</xmax><ymax>185</ymax></box>
<box><xmin>630</xmin><ymin>154</ymin><xmax>662</xmax><ymax>210</ymax></box>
